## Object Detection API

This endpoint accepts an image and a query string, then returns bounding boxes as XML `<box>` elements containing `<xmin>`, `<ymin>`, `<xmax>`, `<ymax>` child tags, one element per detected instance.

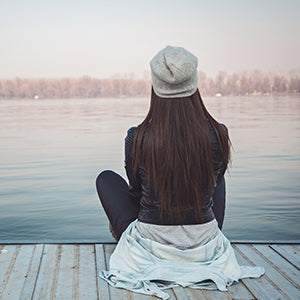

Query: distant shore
<box><xmin>0</xmin><ymin>70</ymin><xmax>299</xmax><ymax>99</ymax></box>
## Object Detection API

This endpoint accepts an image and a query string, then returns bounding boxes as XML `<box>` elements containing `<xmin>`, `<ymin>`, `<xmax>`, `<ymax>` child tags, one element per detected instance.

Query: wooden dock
<box><xmin>0</xmin><ymin>242</ymin><xmax>299</xmax><ymax>299</ymax></box>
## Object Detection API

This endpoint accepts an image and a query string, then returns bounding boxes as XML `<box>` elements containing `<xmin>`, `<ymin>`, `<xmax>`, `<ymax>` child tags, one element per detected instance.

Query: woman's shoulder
<box><xmin>220</xmin><ymin>123</ymin><xmax>228</xmax><ymax>132</ymax></box>
<box><xmin>207</xmin><ymin>121</ymin><xmax>228</xmax><ymax>133</ymax></box>
<box><xmin>127</xmin><ymin>126</ymin><xmax>137</xmax><ymax>135</ymax></box>
<box><xmin>125</xmin><ymin>126</ymin><xmax>137</xmax><ymax>145</ymax></box>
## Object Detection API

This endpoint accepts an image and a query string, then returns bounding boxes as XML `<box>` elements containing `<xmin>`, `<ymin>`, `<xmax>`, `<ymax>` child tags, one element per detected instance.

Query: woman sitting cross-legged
<box><xmin>96</xmin><ymin>46</ymin><xmax>264</xmax><ymax>299</ymax></box>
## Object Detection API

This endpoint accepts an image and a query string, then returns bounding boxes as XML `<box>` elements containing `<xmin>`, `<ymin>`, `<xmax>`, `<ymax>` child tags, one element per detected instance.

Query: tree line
<box><xmin>0</xmin><ymin>70</ymin><xmax>299</xmax><ymax>99</ymax></box>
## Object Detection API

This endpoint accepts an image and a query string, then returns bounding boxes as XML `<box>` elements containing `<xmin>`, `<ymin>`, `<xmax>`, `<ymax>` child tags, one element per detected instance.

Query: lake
<box><xmin>0</xmin><ymin>96</ymin><xmax>299</xmax><ymax>242</ymax></box>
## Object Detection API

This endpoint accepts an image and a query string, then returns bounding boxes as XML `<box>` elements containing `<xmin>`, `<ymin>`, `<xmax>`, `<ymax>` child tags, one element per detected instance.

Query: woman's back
<box><xmin>125</xmin><ymin>119</ymin><xmax>227</xmax><ymax>225</ymax></box>
<box><xmin>129</xmin><ymin>85</ymin><xmax>230</xmax><ymax>225</ymax></box>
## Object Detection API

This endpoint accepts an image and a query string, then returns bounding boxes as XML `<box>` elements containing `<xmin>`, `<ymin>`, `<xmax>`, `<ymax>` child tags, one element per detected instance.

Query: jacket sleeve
<box><xmin>124</xmin><ymin>127</ymin><xmax>142</xmax><ymax>204</ymax></box>
<box><xmin>212</xmin><ymin>123</ymin><xmax>228</xmax><ymax>186</ymax></box>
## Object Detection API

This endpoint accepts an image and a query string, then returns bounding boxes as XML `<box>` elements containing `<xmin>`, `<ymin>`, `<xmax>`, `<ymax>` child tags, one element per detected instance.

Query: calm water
<box><xmin>0</xmin><ymin>96</ymin><xmax>299</xmax><ymax>242</ymax></box>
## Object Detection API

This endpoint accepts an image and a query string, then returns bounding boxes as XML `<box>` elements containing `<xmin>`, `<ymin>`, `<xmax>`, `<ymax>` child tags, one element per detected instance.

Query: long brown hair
<box><xmin>133</xmin><ymin>88</ymin><xmax>231</xmax><ymax>219</ymax></box>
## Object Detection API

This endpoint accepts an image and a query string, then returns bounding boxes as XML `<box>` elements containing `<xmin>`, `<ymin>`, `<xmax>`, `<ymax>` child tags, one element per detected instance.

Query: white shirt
<box><xmin>136</xmin><ymin>218</ymin><xmax>219</xmax><ymax>249</ymax></box>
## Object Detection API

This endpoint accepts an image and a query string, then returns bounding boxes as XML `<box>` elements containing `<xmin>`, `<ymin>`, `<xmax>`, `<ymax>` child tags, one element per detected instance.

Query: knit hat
<box><xmin>150</xmin><ymin>46</ymin><xmax>198</xmax><ymax>98</ymax></box>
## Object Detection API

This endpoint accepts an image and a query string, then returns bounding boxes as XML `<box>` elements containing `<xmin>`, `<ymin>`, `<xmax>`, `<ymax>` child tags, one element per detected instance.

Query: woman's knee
<box><xmin>96</xmin><ymin>170</ymin><xmax>115</xmax><ymax>189</ymax></box>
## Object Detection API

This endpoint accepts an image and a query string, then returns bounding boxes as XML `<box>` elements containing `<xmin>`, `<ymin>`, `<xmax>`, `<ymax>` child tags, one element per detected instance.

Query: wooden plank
<box><xmin>161</xmin><ymin>288</ymin><xmax>179</xmax><ymax>300</ymax></box>
<box><xmin>236</xmin><ymin>244</ymin><xmax>299</xmax><ymax>299</ymax></box>
<box><xmin>171</xmin><ymin>286</ymin><xmax>191</xmax><ymax>300</ymax></box>
<box><xmin>270</xmin><ymin>244</ymin><xmax>300</xmax><ymax>270</ymax></box>
<box><xmin>104</xmin><ymin>243</ymin><xmax>136</xmax><ymax>300</ymax></box>
<box><xmin>233</xmin><ymin>245</ymin><xmax>284</xmax><ymax>300</ymax></box>
<box><xmin>0</xmin><ymin>245</ymin><xmax>34</xmax><ymax>300</ymax></box>
<box><xmin>0</xmin><ymin>245</ymin><xmax>17</xmax><ymax>295</ymax></box>
<box><xmin>0</xmin><ymin>240</ymin><xmax>114</xmax><ymax>245</ymax></box>
<box><xmin>131</xmin><ymin>292</ymin><xmax>156</xmax><ymax>299</ymax></box>
<box><xmin>95</xmin><ymin>244</ymin><xmax>110</xmax><ymax>300</ymax></box>
<box><xmin>226</xmin><ymin>281</ymin><xmax>255</xmax><ymax>299</ymax></box>
<box><xmin>290</xmin><ymin>244</ymin><xmax>300</xmax><ymax>254</ymax></box>
<box><xmin>73</xmin><ymin>244</ymin><xmax>80</xmax><ymax>300</ymax></box>
<box><xmin>0</xmin><ymin>245</ymin><xmax>20</xmax><ymax>299</ymax></box>
<box><xmin>253</xmin><ymin>244</ymin><xmax>300</xmax><ymax>288</ymax></box>
<box><xmin>230</xmin><ymin>240</ymin><xmax>300</xmax><ymax>245</ymax></box>
<box><xmin>5</xmin><ymin>245</ymin><xmax>39</xmax><ymax>300</ymax></box>
<box><xmin>186</xmin><ymin>287</ymin><xmax>231</xmax><ymax>300</ymax></box>
<box><xmin>20</xmin><ymin>244</ymin><xmax>44</xmax><ymax>300</ymax></box>
<box><xmin>32</xmin><ymin>244</ymin><xmax>61</xmax><ymax>300</ymax></box>
<box><xmin>78</xmin><ymin>244</ymin><xmax>98</xmax><ymax>300</ymax></box>
<box><xmin>55</xmin><ymin>245</ymin><xmax>75</xmax><ymax>299</ymax></box>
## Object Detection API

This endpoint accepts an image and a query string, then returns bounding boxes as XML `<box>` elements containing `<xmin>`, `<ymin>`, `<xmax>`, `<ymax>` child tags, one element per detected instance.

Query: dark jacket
<box><xmin>124</xmin><ymin>123</ymin><xmax>227</xmax><ymax>225</ymax></box>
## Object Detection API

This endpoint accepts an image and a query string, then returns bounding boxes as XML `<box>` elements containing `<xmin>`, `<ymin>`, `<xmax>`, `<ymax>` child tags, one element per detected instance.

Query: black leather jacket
<box><xmin>124</xmin><ymin>123</ymin><xmax>227</xmax><ymax>225</ymax></box>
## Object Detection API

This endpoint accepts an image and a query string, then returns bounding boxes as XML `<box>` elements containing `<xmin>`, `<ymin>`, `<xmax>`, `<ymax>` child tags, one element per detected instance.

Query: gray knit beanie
<box><xmin>150</xmin><ymin>46</ymin><xmax>198</xmax><ymax>98</ymax></box>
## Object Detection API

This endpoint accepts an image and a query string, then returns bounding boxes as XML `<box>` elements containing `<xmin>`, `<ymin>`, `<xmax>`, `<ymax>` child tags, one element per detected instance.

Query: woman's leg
<box><xmin>96</xmin><ymin>170</ymin><xmax>140</xmax><ymax>240</ymax></box>
<box><xmin>212</xmin><ymin>176</ymin><xmax>226</xmax><ymax>230</ymax></box>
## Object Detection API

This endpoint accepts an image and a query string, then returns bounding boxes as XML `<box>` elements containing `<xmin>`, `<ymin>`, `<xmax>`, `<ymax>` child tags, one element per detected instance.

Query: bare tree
<box><xmin>0</xmin><ymin>71</ymin><xmax>299</xmax><ymax>99</ymax></box>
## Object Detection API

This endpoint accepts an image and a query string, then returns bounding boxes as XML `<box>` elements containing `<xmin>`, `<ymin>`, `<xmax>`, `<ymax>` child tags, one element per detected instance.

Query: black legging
<box><xmin>96</xmin><ymin>170</ymin><xmax>226</xmax><ymax>240</ymax></box>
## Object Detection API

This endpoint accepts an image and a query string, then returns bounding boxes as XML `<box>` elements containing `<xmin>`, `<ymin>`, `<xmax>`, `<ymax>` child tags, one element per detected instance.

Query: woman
<box><xmin>96</xmin><ymin>46</ymin><xmax>264</xmax><ymax>299</ymax></box>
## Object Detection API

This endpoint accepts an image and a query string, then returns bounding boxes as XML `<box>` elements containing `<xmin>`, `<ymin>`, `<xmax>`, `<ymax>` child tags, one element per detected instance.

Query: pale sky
<box><xmin>0</xmin><ymin>0</ymin><xmax>299</xmax><ymax>78</ymax></box>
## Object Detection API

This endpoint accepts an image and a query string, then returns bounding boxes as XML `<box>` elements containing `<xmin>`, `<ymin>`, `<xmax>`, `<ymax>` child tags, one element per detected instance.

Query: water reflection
<box><xmin>0</xmin><ymin>96</ymin><xmax>299</xmax><ymax>241</ymax></box>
